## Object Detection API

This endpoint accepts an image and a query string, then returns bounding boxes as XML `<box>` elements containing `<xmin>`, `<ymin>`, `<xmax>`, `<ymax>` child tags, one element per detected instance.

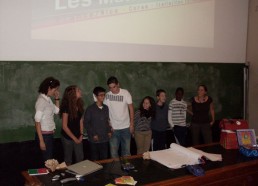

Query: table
<box><xmin>22</xmin><ymin>143</ymin><xmax>258</xmax><ymax>186</ymax></box>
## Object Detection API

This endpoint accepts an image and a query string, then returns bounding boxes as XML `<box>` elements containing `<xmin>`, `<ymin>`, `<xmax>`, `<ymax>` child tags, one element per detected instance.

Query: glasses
<box><xmin>97</xmin><ymin>93</ymin><xmax>105</xmax><ymax>97</ymax></box>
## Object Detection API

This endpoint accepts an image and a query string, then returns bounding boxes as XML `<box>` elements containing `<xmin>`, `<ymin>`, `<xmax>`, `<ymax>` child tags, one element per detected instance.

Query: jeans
<box><xmin>152</xmin><ymin>130</ymin><xmax>166</xmax><ymax>151</ymax></box>
<box><xmin>61</xmin><ymin>136</ymin><xmax>84</xmax><ymax>165</ymax></box>
<box><xmin>89</xmin><ymin>141</ymin><xmax>109</xmax><ymax>161</ymax></box>
<box><xmin>109</xmin><ymin>127</ymin><xmax>131</xmax><ymax>158</ymax></box>
<box><xmin>35</xmin><ymin>133</ymin><xmax>54</xmax><ymax>162</ymax></box>
<box><xmin>173</xmin><ymin>126</ymin><xmax>188</xmax><ymax>147</ymax></box>
<box><xmin>191</xmin><ymin>123</ymin><xmax>212</xmax><ymax>145</ymax></box>
<box><xmin>134</xmin><ymin>130</ymin><xmax>152</xmax><ymax>154</ymax></box>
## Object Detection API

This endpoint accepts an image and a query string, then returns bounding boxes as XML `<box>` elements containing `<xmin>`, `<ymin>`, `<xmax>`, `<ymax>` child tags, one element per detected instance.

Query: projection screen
<box><xmin>0</xmin><ymin>0</ymin><xmax>248</xmax><ymax>62</ymax></box>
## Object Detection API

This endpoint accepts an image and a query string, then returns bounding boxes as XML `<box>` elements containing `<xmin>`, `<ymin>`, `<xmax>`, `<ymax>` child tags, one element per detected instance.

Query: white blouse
<box><xmin>34</xmin><ymin>94</ymin><xmax>59</xmax><ymax>131</ymax></box>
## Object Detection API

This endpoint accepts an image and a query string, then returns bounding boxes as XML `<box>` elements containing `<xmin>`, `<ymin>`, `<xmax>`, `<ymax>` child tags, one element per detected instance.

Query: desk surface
<box><xmin>22</xmin><ymin>143</ymin><xmax>258</xmax><ymax>186</ymax></box>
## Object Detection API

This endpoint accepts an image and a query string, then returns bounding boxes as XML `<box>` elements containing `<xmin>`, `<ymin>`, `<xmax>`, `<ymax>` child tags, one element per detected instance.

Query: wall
<box><xmin>0</xmin><ymin>62</ymin><xmax>244</xmax><ymax>143</ymax></box>
<box><xmin>247</xmin><ymin>0</ymin><xmax>258</xmax><ymax>134</ymax></box>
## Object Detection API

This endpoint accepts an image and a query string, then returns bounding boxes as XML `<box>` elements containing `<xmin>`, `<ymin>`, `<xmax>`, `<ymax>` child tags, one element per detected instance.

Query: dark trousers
<box><xmin>152</xmin><ymin>130</ymin><xmax>166</xmax><ymax>151</ymax></box>
<box><xmin>174</xmin><ymin>126</ymin><xmax>188</xmax><ymax>147</ymax></box>
<box><xmin>89</xmin><ymin>141</ymin><xmax>109</xmax><ymax>161</ymax></box>
<box><xmin>191</xmin><ymin>123</ymin><xmax>212</xmax><ymax>145</ymax></box>
<box><xmin>61</xmin><ymin>136</ymin><xmax>84</xmax><ymax>165</ymax></box>
<box><xmin>35</xmin><ymin>133</ymin><xmax>54</xmax><ymax>162</ymax></box>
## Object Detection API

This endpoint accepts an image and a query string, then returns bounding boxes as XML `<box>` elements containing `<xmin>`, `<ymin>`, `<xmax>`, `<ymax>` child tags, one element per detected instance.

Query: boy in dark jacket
<box><xmin>84</xmin><ymin>87</ymin><xmax>112</xmax><ymax>160</ymax></box>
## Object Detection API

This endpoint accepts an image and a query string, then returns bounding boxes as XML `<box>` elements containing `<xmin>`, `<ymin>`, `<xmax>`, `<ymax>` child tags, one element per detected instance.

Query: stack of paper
<box><xmin>149</xmin><ymin>143</ymin><xmax>222</xmax><ymax>169</ymax></box>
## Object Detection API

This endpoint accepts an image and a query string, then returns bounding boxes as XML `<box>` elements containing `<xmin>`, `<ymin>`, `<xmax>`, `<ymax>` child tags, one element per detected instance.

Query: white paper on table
<box><xmin>187</xmin><ymin>147</ymin><xmax>222</xmax><ymax>161</ymax></box>
<box><xmin>149</xmin><ymin>143</ymin><xmax>200</xmax><ymax>169</ymax></box>
<box><xmin>149</xmin><ymin>143</ymin><xmax>222</xmax><ymax>169</ymax></box>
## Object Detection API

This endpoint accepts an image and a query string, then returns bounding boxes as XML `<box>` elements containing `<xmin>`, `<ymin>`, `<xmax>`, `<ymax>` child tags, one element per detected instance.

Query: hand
<box><xmin>129</xmin><ymin>124</ymin><xmax>134</xmax><ymax>134</ymax></box>
<box><xmin>54</xmin><ymin>90</ymin><xmax>60</xmax><ymax>99</ymax></box>
<box><xmin>74</xmin><ymin>138</ymin><xmax>81</xmax><ymax>144</ymax></box>
<box><xmin>79</xmin><ymin>135</ymin><xmax>83</xmax><ymax>142</ymax></box>
<box><xmin>93</xmin><ymin>135</ymin><xmax>99</xmax><ymax>142</ymax></box>
<box><xmin>210</xmin><ymin>121</ymin><xmax>214</xmax><ymax>126</ymax></box>
<box><xmin>108</xmin><ymin>133</ymin><xmax>112</xmax><ymax>139</ymax></box>
<box><xmin>39</xmin><ymin>141</ymin><xmax>46</xmax><ymax>151</ymax></box>
<box><xmin>129</xmin><ymin>124</ymin><xmax>134</xmax><ymax>138</ymax></box>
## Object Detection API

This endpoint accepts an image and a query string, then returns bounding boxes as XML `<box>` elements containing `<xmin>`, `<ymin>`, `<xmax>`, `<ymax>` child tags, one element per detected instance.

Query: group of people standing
<box><xmin>34</xmin><ymin>76</ymin><xmax>215</xmax><ymax>165</ymax></box>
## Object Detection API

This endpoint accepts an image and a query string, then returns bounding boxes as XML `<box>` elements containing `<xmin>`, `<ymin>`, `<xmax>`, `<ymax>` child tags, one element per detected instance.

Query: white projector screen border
<box><xmin>0</xmin><ymin>0</ymin><xmax>248</xmax><ymax>62</ymax></box>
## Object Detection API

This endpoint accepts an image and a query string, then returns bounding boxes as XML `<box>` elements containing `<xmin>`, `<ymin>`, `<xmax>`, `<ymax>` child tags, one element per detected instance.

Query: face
<box><xmin>143</xmin><ymin>98</ymin><xmax>151</xmax><ymax>110</ymax></box>
<box><xmin>75</xmin><ymin>87</ymin><xmax>82</xmax><ymax>99</ymax></box>
<box><xmin>47</xmin><ymin>86</ymin><xmax>59</xmax><ymax>97</ymax></box>
<box><xmin>157</xmin><ymin>92</ymin><xmax>166</xmax><ymax>103</ymax></box>
<box><xmin>198</xmin><ymin>86</ymin><xmax>207</xmax><ymax>97</ymax></box>
<box><xmin>108</xmin><ymin>83</ymin><xmax>120</xmax><ymax>94</ymax></box>
<box><xmin>96</xmin><ymin>92</ymin><xmax>105</xmax><ymax>102</ymax></box>
<box><xmin>175</xmin><ymin>91</ymin><xmax>183</xmax><ymax>101</ymax></box>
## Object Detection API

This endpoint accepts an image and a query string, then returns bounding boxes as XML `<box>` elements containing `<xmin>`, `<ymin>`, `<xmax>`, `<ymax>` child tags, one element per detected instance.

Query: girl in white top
<box><xmin>34</xmin><ymin>77</ymin><xmax>60</xmax><ymax>161</ymax></box>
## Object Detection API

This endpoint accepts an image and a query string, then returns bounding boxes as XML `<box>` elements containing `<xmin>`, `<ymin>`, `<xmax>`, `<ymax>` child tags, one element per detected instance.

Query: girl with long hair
<box><xmin>134</xmin><ymin>96</ymin><xmax>156</xmax><ymax>154</ymax></box>
<box><xmin>60</xmin><ymin>85</ymin><xmax>84</xmax><ymax>165</ymax></box>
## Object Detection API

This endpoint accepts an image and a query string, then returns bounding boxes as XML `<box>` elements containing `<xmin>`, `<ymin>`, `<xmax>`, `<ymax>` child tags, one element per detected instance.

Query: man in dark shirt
<box><xmin>151</xmin><ymin>89</ymin><xmax>169</xmax><ymax>151</ymax></box>
<box><xmin>84</xmin><ymin>87</ymin><xmax>112</xmax><ymax>160</ymax></box>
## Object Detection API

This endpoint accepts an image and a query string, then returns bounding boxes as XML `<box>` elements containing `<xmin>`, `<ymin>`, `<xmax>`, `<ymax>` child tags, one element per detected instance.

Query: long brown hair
<box><xmin>60</xmin><ymin>85</ymin><xmax>84</xmax><ymax>120</ymax></box>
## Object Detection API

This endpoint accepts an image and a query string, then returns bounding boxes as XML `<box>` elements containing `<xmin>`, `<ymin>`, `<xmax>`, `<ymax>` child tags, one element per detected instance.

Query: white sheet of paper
<box><xmin>149</xmin><ymin>143</ymin><xmax>222</xmax><ymax>169</ymax></box>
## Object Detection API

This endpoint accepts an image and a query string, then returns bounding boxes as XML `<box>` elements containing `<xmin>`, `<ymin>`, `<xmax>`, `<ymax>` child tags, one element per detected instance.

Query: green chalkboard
<box><xmin>0</xmin><ymin>62</ymin><xmax>244</xmax><ymax>143</ymax></box>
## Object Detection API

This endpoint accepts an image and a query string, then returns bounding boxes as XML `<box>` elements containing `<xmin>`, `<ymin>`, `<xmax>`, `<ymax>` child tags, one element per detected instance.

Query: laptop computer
<box><xmin>67</xmin><ymin>160</ymin><xmax>103</xmax><ymax>176</ymax></box>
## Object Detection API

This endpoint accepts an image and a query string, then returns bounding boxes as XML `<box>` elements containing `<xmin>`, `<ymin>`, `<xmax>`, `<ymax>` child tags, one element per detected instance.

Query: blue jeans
<box><xmin>110</xmin><ymin>127</ymin><xmax>131</xmax><ymax>158</ymax></box>
<box><xmin>35</xmin><ymin>133</ymin><xmax>54</xmax><ymax>162</ymax></box>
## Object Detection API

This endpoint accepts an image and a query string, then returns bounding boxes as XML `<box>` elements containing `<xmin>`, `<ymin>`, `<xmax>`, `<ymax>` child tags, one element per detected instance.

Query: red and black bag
<box><xmin>220</xmin><ymin>119</ymin><xmax>249</xmax><ymax>149</ymax></box>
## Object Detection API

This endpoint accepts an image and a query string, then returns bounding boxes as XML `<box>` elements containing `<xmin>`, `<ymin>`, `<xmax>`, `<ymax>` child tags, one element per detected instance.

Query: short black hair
<box><xmin>107</xmin><ymin>76</ymin><xmax>118</xmax><ymax>85</ymax></box>
<box><xmin>156</xmin><ymin>89</ymin><xmax>166</xmax><ymax>97</ymax></box>
<box><xmin>93</xmin><ymin>86</ymin><xmax>106</xmax><ymax>96</ymax></box>
<box><xmin>175</xmin><ymin>87</ymin><xmax>184</xmax><ymax>94</ymax></box>
<box><xmin>38</xmin><ymin>77</ymin><xmax>60</xmax><ymax>95</ymax></box>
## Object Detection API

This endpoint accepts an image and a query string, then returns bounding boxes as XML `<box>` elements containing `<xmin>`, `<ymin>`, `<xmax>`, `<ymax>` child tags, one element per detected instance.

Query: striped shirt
<box><xmin>168</xmin><ymin>99</ymin><xmax>187</xmax><ymax>127</ymax></box>
<box><xmin>134</xmin><ymin>110</ymin><xmax>152</xmax><ymax>132</ymax></box>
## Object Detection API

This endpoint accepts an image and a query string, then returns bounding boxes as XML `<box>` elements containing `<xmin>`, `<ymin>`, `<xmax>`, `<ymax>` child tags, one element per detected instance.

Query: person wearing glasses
<box><xmin>84</xmin><ymin>86</ymin><xmax>112</xmax><ymax>160</ymax></box>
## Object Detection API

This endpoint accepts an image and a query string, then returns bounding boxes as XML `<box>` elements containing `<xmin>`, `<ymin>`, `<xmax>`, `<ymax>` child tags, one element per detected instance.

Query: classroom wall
<box><xmin>247</xmin><ymin>0</ymin><xmax>258</xmax><ymax>134</ymax></box>
<box><xmin>0</xmin><ymin>62</ymin><xmax>244</xmax><ymax>143</ymax></box>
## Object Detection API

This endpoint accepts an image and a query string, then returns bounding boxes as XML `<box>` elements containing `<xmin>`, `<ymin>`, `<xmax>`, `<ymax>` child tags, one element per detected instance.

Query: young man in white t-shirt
<box><xmin>104</xmin><ymin>76</ymin><xmax>134</xmax><ymax>158</ymax></box>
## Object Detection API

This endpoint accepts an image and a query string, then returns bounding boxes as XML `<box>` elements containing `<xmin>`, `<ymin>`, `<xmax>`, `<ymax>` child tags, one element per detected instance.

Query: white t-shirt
<box><xmin>34</xmin><ymin>94</ymin><xmax>59</xmax><ymax>131</ymax></box>
<box><xmin>104</xmin><ymin>88</ymin><xmax>132</xmax><ymax>130</ymax></box>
